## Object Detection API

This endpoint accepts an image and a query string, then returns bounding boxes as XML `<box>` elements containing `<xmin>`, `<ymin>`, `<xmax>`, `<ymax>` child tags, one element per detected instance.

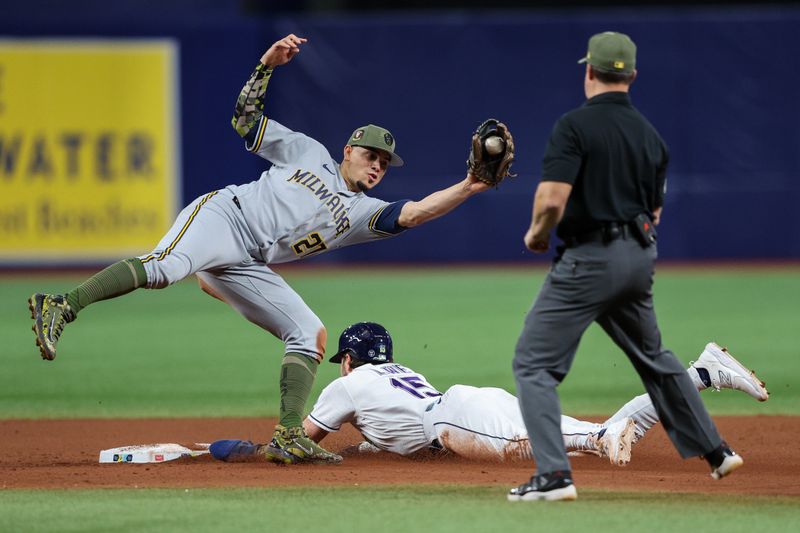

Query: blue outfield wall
<box><xmin>2</xmin><ymin>5</ymin><xmax>798</xmax><ymax>262</ymax></box>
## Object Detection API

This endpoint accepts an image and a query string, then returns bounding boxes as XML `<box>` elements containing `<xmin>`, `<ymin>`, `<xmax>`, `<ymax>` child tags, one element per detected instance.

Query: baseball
<box><xmin>484</xmin><ymin>136</ymin><xmax>505</xmax><ymax>156</ymax></box>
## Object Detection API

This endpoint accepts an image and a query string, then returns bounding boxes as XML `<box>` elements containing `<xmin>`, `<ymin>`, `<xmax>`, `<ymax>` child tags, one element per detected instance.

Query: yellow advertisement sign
<box><xmin>0</xmin><ymin>40</ymin><xmax>178</xmax><ymax>262</ymax></box>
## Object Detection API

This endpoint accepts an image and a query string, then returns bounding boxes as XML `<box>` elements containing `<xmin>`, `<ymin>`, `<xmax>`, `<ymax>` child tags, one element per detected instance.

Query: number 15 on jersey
<box><xmin>390</xmin><ymin>375</ymin><xmax>441</xmax><ymax>399</ymax></box>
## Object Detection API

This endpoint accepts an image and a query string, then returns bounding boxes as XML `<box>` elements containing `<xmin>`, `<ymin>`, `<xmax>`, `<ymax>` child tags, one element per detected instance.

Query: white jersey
<box><xmin>308</xmin><ymin>364</ymin><xmax>606</xmax><ymax>460</ymax></box>
<box><xmin>307</xmin><ymin>363</ymin><xmax>442</xmax><ymax>455</ymax></box>
<box><xmin>227</xmin><ymin>119</ymin><xmax>400</xmax><ymax>264</ymax></box>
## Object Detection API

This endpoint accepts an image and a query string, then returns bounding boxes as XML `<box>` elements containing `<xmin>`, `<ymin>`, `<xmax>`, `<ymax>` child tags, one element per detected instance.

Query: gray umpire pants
<box><xmin>513</xmin><ymin>237</ymin><xmax>723</xmax><ymax>475</ymax></box>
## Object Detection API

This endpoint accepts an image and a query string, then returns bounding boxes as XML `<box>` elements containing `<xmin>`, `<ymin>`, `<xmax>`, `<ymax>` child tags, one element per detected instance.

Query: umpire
<box><xmin>509</xmin><ymin>32</ymin><xmax>743</xmax><ymax>502</ymax></box>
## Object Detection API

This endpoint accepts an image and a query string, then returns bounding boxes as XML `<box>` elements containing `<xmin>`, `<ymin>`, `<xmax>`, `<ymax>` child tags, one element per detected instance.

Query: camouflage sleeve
<box><xmin>231</xmin><ymin>63</ymin><xmax>274</xmax><ymax>138</ymax></box>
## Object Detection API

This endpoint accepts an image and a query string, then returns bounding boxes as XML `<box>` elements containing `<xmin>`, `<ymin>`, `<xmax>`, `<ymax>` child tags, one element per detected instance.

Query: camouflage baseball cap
<box><xmin>347</xmin><ymin>124</ymin><xmax>404</xmax><ymax>167</ymax></box>
<box><xmin>578</xmin><ymin>31</ymin><xmax>637</xmax><ymax>74</ymax></box>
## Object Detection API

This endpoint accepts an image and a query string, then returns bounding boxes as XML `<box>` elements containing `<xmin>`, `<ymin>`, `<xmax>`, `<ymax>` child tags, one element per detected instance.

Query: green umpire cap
<box><xmin>347</xmin><ymin>124</ymin><xmax>404</xmax><ymax>167</ymax></box>
<box><xmin>577</xmin><ymin>31</ymin><xmax>637</xmax><ymax>74</ymax></box>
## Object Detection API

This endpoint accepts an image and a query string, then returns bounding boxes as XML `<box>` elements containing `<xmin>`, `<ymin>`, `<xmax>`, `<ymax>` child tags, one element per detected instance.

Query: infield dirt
<box><xmin>2</xmin><ymin>416</ymin><xmax>797</xmax><ymax>496</ymax></box>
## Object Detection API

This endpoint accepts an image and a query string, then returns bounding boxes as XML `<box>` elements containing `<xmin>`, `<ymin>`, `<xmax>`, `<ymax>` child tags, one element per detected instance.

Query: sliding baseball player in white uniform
<box><xmin>297</xmin><ymin>322</ymin><xmax>768</xmax><ymax>463</ymax></box>
<box><xmin>208</xmin><ymin>322</ymin><xmax>767</xmax><ymax>463</ymax></box>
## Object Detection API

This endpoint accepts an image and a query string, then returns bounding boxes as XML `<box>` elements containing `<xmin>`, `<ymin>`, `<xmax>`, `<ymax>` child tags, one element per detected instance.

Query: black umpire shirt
<box><xmin>541</xmin><ymin>91</ymin><xmax>669</xmax><ymax>240</ymax></box>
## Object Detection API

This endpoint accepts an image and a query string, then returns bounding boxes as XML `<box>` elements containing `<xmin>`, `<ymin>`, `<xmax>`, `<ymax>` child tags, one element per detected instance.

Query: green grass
<box><xmin>0</xmin><ymin>486</ymin><xmax>797</xmax><ymax>532</ymax></box>
<box><xmin>1</xmin><ymin>266</ymin><xmax>798</xmax><ymax>418</ymax></box>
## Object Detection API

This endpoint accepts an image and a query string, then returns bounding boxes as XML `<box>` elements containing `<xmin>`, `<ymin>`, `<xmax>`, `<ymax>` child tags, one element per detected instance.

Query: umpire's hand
<box><xmin>524</xmin><ymin>228</ymin><xmax>550</xmax><ymax>253</ymax></box>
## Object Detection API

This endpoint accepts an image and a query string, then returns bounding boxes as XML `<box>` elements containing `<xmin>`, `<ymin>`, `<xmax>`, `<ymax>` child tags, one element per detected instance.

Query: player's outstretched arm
<box><xmin>231</xmin><ymin>34</ymin><xmax>308</xmax><ymax>138</ymax></box>
<box><xmin>397</xmin><ymin>173</ymin><xmax>490</xmax><ymax>228</ymax></box>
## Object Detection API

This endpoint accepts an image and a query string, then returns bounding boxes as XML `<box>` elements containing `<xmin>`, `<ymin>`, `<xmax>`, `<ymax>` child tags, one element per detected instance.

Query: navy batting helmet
<box><xmin>329</xmin><ymin>322</ymin><xmax>393</xmax><ymax>364</ymax></box>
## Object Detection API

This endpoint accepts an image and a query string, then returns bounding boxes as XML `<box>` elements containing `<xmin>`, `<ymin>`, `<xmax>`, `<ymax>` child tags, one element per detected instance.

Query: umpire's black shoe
<box><xmin>507</xmin><ymin>470</ymin><xmax>577</xmax><ymax>501</ymax></box>
<box><xmin>705</xmin><ymin>441</ymin><xmax>744</xmax><ymax>480</ymax></box>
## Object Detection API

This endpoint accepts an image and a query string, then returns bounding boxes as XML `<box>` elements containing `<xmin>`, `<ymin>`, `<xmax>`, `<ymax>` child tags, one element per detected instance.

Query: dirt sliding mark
<box><xmin>1</xmin><ymin>416</ymin><xmax>797</xmax><ymax>496</ymax></box>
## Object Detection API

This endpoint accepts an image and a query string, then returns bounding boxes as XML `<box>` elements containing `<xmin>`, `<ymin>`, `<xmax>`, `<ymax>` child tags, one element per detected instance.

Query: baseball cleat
<box><xmin>706</xmin><ymin>442</ymin><xmax>744</xmax><ymax>480</ymax></box>
<box><xmin>691</xmin><ymin>342</ymin><xmax>769</xmax><ymax>402</ymax></box>
<box><xmin>263</xmin><ymin>424</ymin><xmax>343</xmax><ymax>465</ymax></box>
<box><xmin>28</xmin><ymin>293</ymin><xmax>75</xmax><ymax>361</ymax></box>
<box><xmin>508</xmin><ymin>470</ymin><xmax>577</xmax><ymax>502</ymax></box>
<box><xmin>596</xmin><ymin>417</ymin><xmax>636</xmax><ymax>466</ymax></box>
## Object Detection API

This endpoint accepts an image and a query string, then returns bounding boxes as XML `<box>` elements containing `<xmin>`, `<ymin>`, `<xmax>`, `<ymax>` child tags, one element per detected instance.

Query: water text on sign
<box><xmin>0</xmin><ymin>131</ymin><xmax>156</xmax><ymax>182</ymax></box>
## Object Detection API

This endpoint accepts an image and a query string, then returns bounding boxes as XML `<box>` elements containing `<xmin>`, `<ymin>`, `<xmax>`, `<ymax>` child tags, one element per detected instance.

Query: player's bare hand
<box><xmin>260</xmin><ymin>34</ymin><xmax>308</xmax><ymax>68</ymax></box>
<box><xmin>524</xmin><ymin>228</ymin><xmax>550</xmax><ymax>253</ymax></box>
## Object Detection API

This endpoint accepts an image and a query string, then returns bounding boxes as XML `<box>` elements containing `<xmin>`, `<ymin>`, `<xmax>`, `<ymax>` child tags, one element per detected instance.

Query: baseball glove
<box><xmin>467</xmin><ymin>118</ymin><xmax>515</xmax><ymax>186</ymax></box>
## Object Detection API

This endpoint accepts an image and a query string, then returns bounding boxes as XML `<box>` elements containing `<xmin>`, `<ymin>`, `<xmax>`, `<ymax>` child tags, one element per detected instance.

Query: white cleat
<box><xmin>692</xmin><ymin>343</ymin><xmax>769</xmax><ymax>402</ymax></box>
<box><xmin>596</xmin><ymin>417</ymin><xmax>636</xmax><ymax>466</ymax></box>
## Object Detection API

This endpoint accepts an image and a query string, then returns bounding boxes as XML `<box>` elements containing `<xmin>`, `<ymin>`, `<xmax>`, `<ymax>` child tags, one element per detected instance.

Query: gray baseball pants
<box><xmin>513</xmin><ymin>237</ymin><xmax>722</xmax><ymax>474</ymax></box>
<box><xmin>139</xmin><ymin>189</ymin><xmax>325</xmax><ymax>360</ymax></box>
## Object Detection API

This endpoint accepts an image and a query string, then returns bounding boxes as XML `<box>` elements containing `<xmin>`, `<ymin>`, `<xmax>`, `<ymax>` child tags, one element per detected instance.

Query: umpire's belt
<box><xmin>562</xmin><ymin>222</ymin><xmax>633</xmax><ymax>248</ymax></box>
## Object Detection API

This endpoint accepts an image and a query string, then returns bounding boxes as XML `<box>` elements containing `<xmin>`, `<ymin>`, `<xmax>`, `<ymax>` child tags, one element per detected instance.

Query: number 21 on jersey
<box><xmin>390</xmin><ymin>375</ymin><xmax>442</xmax><ymax>399</ymax></box>
<box><xmin>292</xmin><ymin>232</ymin><xmax>328</xmax><ymax>257</ymax></box>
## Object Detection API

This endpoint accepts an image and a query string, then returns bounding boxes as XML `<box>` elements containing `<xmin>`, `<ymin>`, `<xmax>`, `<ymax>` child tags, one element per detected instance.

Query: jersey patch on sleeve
<box><xmin>245</xmin><ymin>116</ymin><xmax>269</xmax><ymax>152</ymax></box>
<box><xmin>369</xmin><ymin>200</ymin><xmax>410</xmax><ymax>236</ymax></box>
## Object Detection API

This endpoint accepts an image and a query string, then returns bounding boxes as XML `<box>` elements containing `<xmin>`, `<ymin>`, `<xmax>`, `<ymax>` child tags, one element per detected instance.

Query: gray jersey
<box><xmin>133</xmin><ymin>59</ymin><xmax>415</xmax><ymax>371</ymax></box>
<box><xmin>228</xmin><ymin>118</ymin><xmax>398</xmax><ymax>264</ymax></box>
<box><xmin>140</xmin><ymin>117</ymin><xmax>407</xmax><ymax>360</ymax></box>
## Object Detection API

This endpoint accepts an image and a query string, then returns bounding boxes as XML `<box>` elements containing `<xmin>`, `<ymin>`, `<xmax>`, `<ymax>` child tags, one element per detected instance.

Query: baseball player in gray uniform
<box><xmin>28</xmin><ymin>34</ymin><xmax>491</xmax><ymax>465</ymax></box>
<box><xmin>208</xmin><ymin>323</ymin><xmax>768</xmax><ymax>464</ymax></box>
